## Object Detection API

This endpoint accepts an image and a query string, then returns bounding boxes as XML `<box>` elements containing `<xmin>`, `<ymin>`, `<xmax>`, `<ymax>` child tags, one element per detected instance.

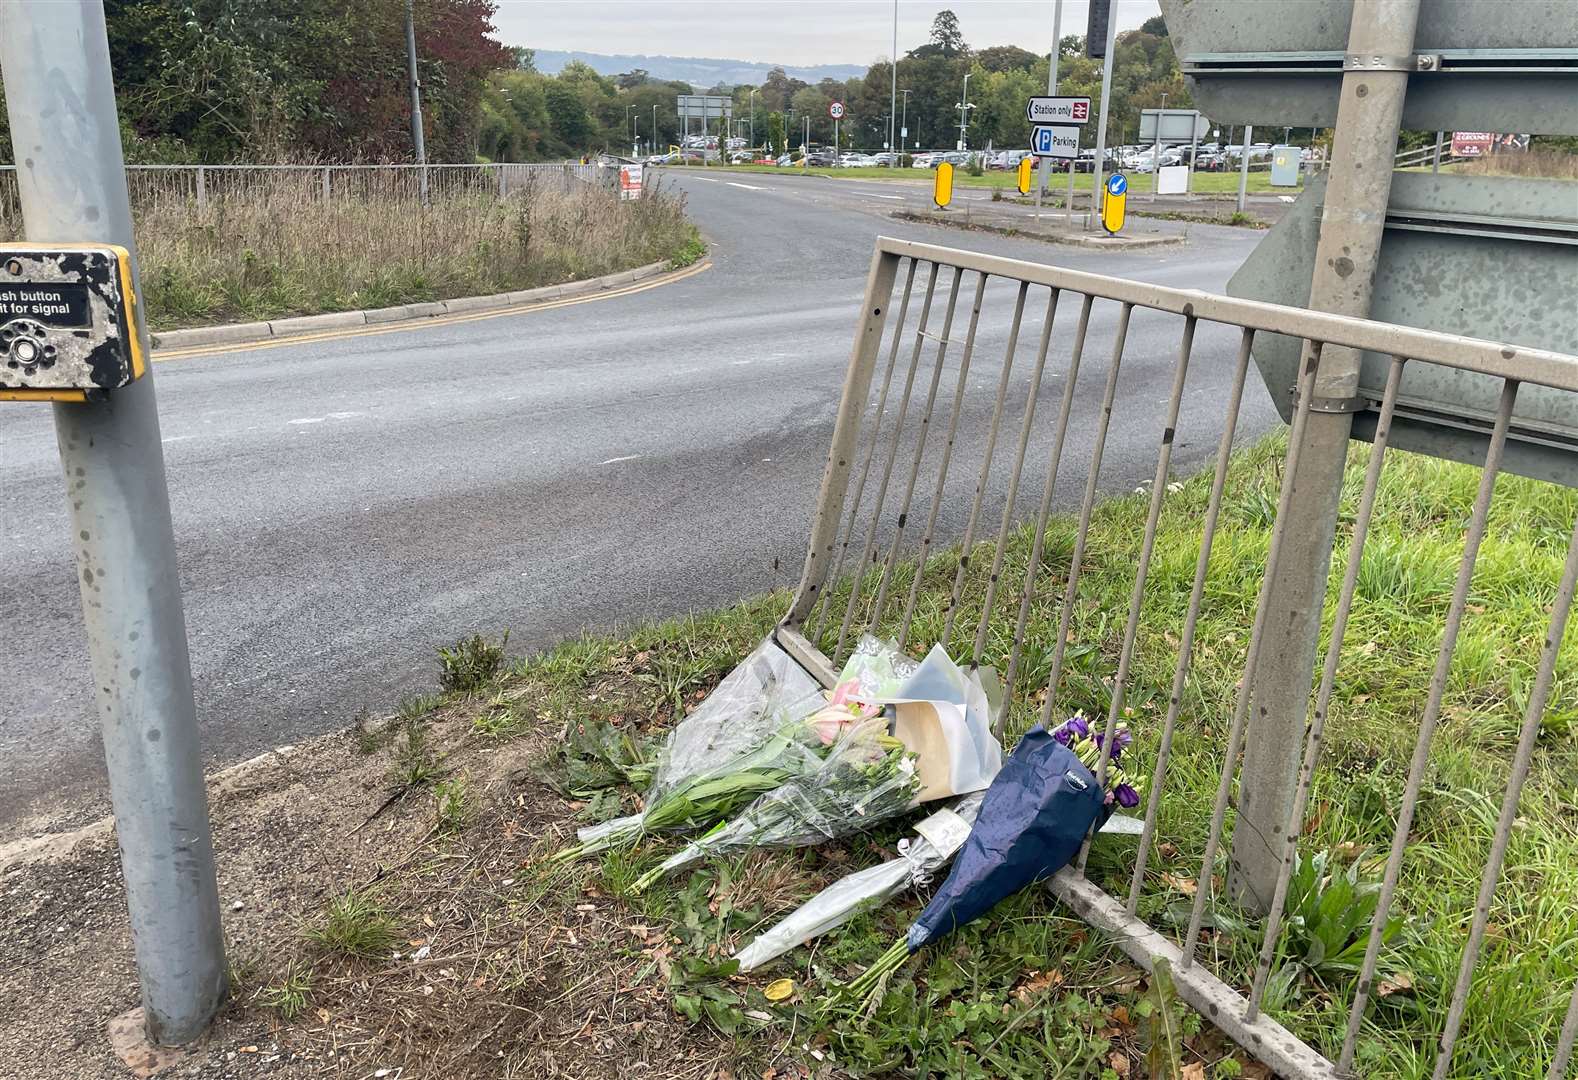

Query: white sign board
<box><xmin>619</xmin><ymin>163</ymin><xmax>643</xmax><ymax>200</ymax></box>
<box><xmin>829</xmin><ymin>101</ymin><xmax>845</xmax><ymax>119</ymax></box>
<box><xmin>1156</xmin><ymin>165</ymin><xmax>1189</xmax><ymax>194</ymax></box>
<box><xmin>1031</xmin><ymin>124</ymin><xmax>1080</xmax><ymax>159</ymax></box>
<box><xmin>1026</xmin><ymin>96</ymin><xmax>1092</xmax><ymax>125</ymax></box>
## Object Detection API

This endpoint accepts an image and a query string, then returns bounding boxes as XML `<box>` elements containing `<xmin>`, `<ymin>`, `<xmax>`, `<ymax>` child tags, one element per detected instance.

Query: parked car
<box><xmin>870</xmin><ymin>152</ymin><xmax>900</xmax><ymax>167</ymax></box>
<box><xmin>910</xmin><ymin>151</ymin><xmax>938</xmax><ymax>168</ymax></box>
<box><xmin>839</xmin><ymin>153</ymin><xmax>877</xmax><ymax>168</ymax></box>
<box><xmin>805</xmin><ymin>150</ymin><xmax>837</xmax><ymax>167</ymax></box>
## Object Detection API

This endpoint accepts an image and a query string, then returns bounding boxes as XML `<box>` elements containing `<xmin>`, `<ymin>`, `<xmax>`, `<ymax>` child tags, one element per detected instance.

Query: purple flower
<box><xmin>1051</xmin><ymin>714</ymin><xmax>1088</xmax><ymax>746</ymax></box>
<box><xmin>1109</xmin><ymin>728</ymin><xmax>1133</xmax><ymax>760</ymax></box>
<box><xmin>1115</xmin><ymin>783</ymin><xmax>1140</xmax><ymax>809</ymax></box>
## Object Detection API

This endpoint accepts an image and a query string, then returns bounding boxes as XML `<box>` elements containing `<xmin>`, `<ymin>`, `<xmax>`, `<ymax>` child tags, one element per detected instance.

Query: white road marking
<box><xmin>727</xmin><ymin>182</ymin><xmax>765</xmax><ymax>190</ymax></box>
<box><xmin>287</xmin><ymin>410</ymin><xmax>367</xmax><ymax>426</ymax></box>
<box><xmin>855</xmin><ymin>191</ymin><xmax>903</xmax><ymax>200</ymax></box>
<box><xmin>691</xmin><ymin>176</ymin><xmax>719</xmax><ymax>183</ymax></box>
<box><xmin>162</xmin><ymin>434</ymin><xmax>197</xmax><ymax>444</ymax></box>
<box><xmin>599</xmin><ymin>454</ymin><xmax>641</xmax><ymax>465</ymax></box>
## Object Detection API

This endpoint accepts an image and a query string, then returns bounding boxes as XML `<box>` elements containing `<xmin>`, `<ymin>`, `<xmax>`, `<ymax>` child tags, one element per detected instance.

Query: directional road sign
<box><xmin>1026</xmin><ymin>96</ymin><xmax>1091</xmax><ymax>125</ymax></box>
<box><xmin>1031</xmin><ymin>125</ymin><xmax>1080</xmax><ymax>159</ymax></box>
<box><xmin>1138</xmin><ymin>109</ymin><xmax>1210</xmax><ymax>142</ymax></box>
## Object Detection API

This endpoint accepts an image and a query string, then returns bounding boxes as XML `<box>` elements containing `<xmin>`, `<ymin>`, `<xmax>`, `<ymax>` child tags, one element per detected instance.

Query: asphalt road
<box><xmin>0</xmin><ymin>169</ymin><xmax>1273</xmax><ymax>835</ymax></box>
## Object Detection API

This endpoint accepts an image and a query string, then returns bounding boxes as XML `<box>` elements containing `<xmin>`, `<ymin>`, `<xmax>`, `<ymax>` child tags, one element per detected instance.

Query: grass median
<box><xmin>220</xmin><ymin>436</ymin><xmax>1575</xmax><ymax>1078</ymax></box>
<box><xmin>0</xmin><ymin>174</ymin><xmax>700</xmax><ymax>332</ymax></box>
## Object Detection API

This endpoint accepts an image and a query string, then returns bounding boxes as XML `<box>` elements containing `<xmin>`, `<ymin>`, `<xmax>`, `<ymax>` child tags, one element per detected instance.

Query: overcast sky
<box><xmin>492</xmin><ymin>1</ymin><xmax>1163</xmax><ymax>67</ymax></box>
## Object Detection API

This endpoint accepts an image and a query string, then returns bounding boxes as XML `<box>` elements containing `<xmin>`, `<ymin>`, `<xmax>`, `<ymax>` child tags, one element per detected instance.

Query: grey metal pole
<box><xmin>890</xmin><ymin>0</ymin><xmax>898</xmax><ymax>159</ymax></box>
<box><xmin>1088</xmin><ymin>3</ymin><xmax>1119</xmax><ymax>230</ymax></box>
<box><xmin>1235</xmin><ymin>124</ymin><xmax>1253</xmax><ymax>212</ymax></box>
<box><xmin>1228</xmin><ymin>0</ymin><xmax>1422</xmax><ymax>913</ymax></box>
<box><xmin>0</xmin><ymin>0</ymin><xmax>226</xmax><ymax>1046</ymax></box>
<box><xmin>1432</xmin><ymin>129</ymin><xmax>1444</xmax><ymax>172</ymax></box>
<box><xmin>1151</xmin><ymin>95</ymin><xmax>1165</xmax><ymax>203</ymax></box>
<box><xmin>1036</xmin><ymin>0</ymin><xmax>1064</xmax><ymax>222</ymax></box>
<box><xmin>405</xmin><ymin>0</ymin><xmax>428</xmax><ymax>203</ymax></box>
<box><xmin>1187</xmin><ymin>115</ymin><xmax>1199</xmax><ymax>196</ymax></box>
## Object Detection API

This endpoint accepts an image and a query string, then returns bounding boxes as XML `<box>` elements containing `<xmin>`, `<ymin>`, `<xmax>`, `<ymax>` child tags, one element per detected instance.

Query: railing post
<box><xmin>498</xmin><ymin>164</ymin><xmax>507</xmax><ymax>198</ymax></box>
<box><xmin>1228</xmin><ymin>0</ymin><xmax>1422</xmax><ymax>913</ymax></box>
<box><xmin>195</xmin><ymin>164</ymin><xmax>206</xmax><ymax>210</ymax></box>
<box><xmin>322</xmin><ymin>166</ymin><xmax>331</xmax><ymax>200</ymax></box>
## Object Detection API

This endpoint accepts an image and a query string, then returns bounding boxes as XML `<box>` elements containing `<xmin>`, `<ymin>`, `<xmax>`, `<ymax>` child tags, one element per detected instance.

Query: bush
<box><xmin>438</xmin><ymin>630</ymin><xmax>509</xmax><ymax>694</ymax></box>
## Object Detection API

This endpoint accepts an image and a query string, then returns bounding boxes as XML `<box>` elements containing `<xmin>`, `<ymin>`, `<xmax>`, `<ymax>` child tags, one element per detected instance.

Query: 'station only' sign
<box><xmin>1025</xmin><ymin>96</ymin><xmax>1091</xmax><ymax>125</ymax></box>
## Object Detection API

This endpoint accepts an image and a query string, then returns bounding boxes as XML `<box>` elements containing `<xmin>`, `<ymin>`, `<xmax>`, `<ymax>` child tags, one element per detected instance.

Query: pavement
<box><xmin>0</xmin><ymin>167</ymin><xmax>1276</xmax><ymax>836</ymax></box>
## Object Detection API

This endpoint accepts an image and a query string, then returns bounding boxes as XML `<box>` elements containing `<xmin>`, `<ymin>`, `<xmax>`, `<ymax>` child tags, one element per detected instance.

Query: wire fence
<box><xmin>0</xmin><ymin>163</ymin><xmax>609</xmax><ymax>226</ymax></box>
<box><xmin>778</xmin><ymin>236</ymin><xmax>1578</xmax><ymax>1079</ymax></box>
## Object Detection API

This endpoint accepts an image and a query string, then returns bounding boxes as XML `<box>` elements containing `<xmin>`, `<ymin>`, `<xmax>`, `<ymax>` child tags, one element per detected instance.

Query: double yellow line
<box><xmin>154</xmin><ymin>259</ymin><xmax>713</xmax><ymax>363</ymax></box>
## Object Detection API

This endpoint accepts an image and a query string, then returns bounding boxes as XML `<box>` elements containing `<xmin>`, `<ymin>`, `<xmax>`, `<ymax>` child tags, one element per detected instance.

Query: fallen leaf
<box><xmin>1109</xmin><ymin>1052</ymin><xmax>1131</xmax><ymax>1077</ymax></box>
<box><xmin>1182</xmin><ymin>1064</ymin><xmax>1206</xmax><ymax>1080</ymax></box>
<box><xmin>1110</xmin><ymin>1004</ymin><xmax>1132</xmax><ymax>1028</ymax></box>
<box><xmin>764</xmin><ymin>978</ymin><xmax>796</xmax><ymax>1002</ymax></box>
<box><xmin>1014</xmin><ymin>969</ymin><xmax>1064</xmax><ymax>1002</ymax></box>
<box><xmin>240</xmin><ymin>1046</ymin><xmax>259</xmax><ymax>1054</ymax></box>
<box><xmin>1377</xmin><ymin>972</ymin><xmax>1415</xmax><ymax>997</ymax></box>
<box><xmin>1161</xmin><ymin>872</ymin><xmax>1198</xmax><ymax>896</ymax></box>
<box><xmin>1333</xmin><ymin>841</ymin><xmax>1362</xmax><ymax>863</ymax></box>
<box><xmin>423</xmin><ymin>914</ymin><xmax>436</xmax><ymax>929</ymax></box>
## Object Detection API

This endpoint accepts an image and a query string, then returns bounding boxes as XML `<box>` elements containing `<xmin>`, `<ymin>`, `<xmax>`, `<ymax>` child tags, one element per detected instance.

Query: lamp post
<box><xmin>653</xmin><ymin>104</ymin><xmax>659</xmax><ymax>154</ymax></box>
<box><xmin>889</xmin><ymin>0</ymin><xmax>899</xmax><ymax>156</ymax></box>
<box><xmin>749</xmin><ymin>88</ymin><xmax>756</xmax><ymax>148</ymax></box>
<box><xmin>955</xmin><ymin>71</ymin><xmax>974</xmax><ymax>152</ymax></box>
<box><xmin>633</xmin><ymin>116</ymin><xmax>641</xmax><ymax>157</ymax></box>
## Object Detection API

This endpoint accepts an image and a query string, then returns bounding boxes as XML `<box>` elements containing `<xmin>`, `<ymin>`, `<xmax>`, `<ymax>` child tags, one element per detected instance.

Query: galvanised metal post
<box><xmin>1088</xmin><ymin>5</ymin><xmax>1119</xmax><ymax>230</ymax></box>
<box><xmin>0</xmin><ymin>0</ymin><xmax>227</xmax><ymax>1044</ymax></box>
<box><xmin>1228</xmin><ymin>0</ymin><xmax>1422</xmax><ymax>913</ymax></box>
<box><xmin>405</xmin><ymin>0</ymin><xmax>428</xmax><ymax>203</ymax></box>
<box><xmin>1236</xmin><ymin>125</ymin><xmax>1253</xmax><ymax>212</ymax></box>
<box><xmin>1035</xmin><ymin>0</ymin><xmax>1065</xmax><ymax>222</ymax></box>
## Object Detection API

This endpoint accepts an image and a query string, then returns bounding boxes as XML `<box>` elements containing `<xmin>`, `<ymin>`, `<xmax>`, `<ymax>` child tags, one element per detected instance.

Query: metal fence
<box><xmin>776</xmin><ymin>236</ymin><xmax>1578</xmax><ymax>1079</ymax></box>
<box><xmin>0</xmin><ymin>162</ymin><xmax>606</xmax><ymax>219</ymax></box>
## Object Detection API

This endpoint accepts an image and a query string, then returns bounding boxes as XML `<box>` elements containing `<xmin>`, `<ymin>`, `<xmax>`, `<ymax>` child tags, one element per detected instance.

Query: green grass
<box><xmin>672</xmin><ymin>162</ymin><xmax>1302</xmax><ymax>195</ymax></box>
<box><xmin>531</xmin><ymin>436</ymin><xmax>1578</xmax><ymax>1078</ymax></box>
<box><xmin>307</xmin><ymin>887</ymin><xmax>400</xmax><ymax>960</ymax></box>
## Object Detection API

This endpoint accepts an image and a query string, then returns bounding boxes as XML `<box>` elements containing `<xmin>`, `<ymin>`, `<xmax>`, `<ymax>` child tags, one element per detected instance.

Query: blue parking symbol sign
<box><xmin>1107</xmin><ymin>173</ymin><xmax>1128</xmax><ymax>196</ymax></box>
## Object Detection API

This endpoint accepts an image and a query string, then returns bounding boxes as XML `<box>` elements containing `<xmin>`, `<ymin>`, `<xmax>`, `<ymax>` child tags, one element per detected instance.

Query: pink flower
<box><xmin>809</xmin><ymin>704</ymin><xmax>862</xmax><ymax>745</ymax></box>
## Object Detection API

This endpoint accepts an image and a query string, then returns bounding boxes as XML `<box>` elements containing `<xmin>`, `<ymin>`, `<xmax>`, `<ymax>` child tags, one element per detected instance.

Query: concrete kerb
<box><xmin>150</xmin><ymin>258</ymin><xmax>674</xmax><ymax>351</ymax></box>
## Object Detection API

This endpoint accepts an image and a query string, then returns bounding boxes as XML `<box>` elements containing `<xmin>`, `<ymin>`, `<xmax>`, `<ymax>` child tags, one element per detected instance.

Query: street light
<box><xmin>652</xmin><ymin>103</ymin><xmax>659</xmax><ymax>154</ymax></box>
<box><xmin>955</xmin><ymin>71</ymin><xmax>975</xmax><ymax>152</ymax></box>
<box><xmin>749</xmin><ymin>87</ymin><xmax>757</xmax><ymax>148</ymax></box>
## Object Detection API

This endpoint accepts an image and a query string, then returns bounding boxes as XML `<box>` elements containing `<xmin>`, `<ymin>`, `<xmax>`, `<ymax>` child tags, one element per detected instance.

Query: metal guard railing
<box><xmin>777</xmin><ymin>236</ymin><xmax>1578</xmax><ymax>1080</ymax></box>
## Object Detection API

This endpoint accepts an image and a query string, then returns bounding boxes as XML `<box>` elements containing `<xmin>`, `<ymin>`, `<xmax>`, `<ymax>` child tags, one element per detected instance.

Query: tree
<box><xmin>1140</xmin><ymin>15</ymin><xmax>1169</xmax><ymax>37</ymax></box>
<box><xmin>930</xmin><ymin>10</ymin><xmax>967</xmax><ymax>56</ymax></box>
<box><xmin>510</xmin><ymin>46</ymin><xmax>536</xmax><ymax>72</ymax></box>
<box><xmin>976</xmin><ymin>45</ymin><xmax>1038</xmax><ymax>73</ymax></box>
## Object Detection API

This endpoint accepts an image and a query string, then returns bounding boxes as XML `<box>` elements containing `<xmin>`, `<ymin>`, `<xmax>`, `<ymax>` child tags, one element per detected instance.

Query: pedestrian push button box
<box><xmin>0</xmin><ymin>244</ymin><xmax>146</xmax><ymax>402</ymax></box>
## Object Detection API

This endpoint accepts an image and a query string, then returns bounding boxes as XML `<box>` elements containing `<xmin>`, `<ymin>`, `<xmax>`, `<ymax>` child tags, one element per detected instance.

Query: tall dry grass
<box><xmin>0</xmin><ymin>170</ymin><xmax>695</xmax><ymax>329</ymax></box>
<box><xmin>1459</xmin><ymin>149</ymin><xmax>1578</xmax><ymax>180</ymax></box>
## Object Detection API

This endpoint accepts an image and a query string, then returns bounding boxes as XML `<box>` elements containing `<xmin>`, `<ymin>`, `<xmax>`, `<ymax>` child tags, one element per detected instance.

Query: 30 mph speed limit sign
<box><xmin>829</xmin><ymin>101</ymin><xmax>845</xmax><ymax>119</ymax></box>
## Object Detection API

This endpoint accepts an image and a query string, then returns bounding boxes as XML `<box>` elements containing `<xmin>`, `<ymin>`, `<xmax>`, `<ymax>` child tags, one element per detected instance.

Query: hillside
<box><xmin>532</xmin><ymin>49</ymin><xmax>864</xmax><ymax>87</ymax></box>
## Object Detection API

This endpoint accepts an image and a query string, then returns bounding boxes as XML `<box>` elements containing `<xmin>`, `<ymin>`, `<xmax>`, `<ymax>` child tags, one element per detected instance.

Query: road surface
<box><xmin>0</xmin><ymin>169</ymin><xmax>1273</xmax><ymax>835</ymax></box>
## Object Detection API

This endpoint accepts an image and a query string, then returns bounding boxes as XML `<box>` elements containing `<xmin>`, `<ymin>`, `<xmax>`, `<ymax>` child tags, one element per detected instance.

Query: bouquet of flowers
<box><xmin>550</xmin><ymin>638</ymin><xmax>827</xmax><ymax>862</ymax></box>
<box><xmin>835</xmin><ymin>714</ymin><xmax>1141</xmax><ymax>1009</ymax></box>
<box><xmin>626</xmin><ymin>641</ymin><xmax>1005</xmax><ymax>893</ymax></box>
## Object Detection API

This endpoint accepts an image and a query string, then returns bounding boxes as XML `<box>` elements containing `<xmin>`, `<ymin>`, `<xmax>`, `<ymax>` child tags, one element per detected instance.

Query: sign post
<box><xmin>0</xmin><ymin>0</ymin><xmax>227</xmax><ymax>1049</ymax></box>
<box><xmin>829</xmin><ymin>100</ymin><xmax>844</xmax><ymax>158</ymax></box>
<box><xmin>1026</xmin><ymin>95</ymin><xmax>1092</xmax><ymax>224</ymax></box>
<box><xmin>933</xmin><ymin>161</ymin><xmax>955</xmax><ymax>209</ymax></box>
<box><xmin>1035</xmin><ymin>0</ymin><xmax>1066</xmax><ymax>222</ymax></box>
<box><xmin>1088</xmin><ymin>10</ymin><xmax>1120</xmax><ymax>230</ymax></box>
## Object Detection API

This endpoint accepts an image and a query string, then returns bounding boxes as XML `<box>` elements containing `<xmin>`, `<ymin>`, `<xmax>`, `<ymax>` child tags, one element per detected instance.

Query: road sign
<box><xmin>1158</xmin><ymin>0</ymin><xmax>1578</xmax><ymax>133</ymax></box>
<box><xmin>1016</xmin><ymin>155</ymin><xmax>1033</xmax><ymax>194</ymax></box>
<box><xmin>1451</xmin><ymin>131</ymin><xmax>1494</xmax><ymax>157</ymax></box>
<box><xmin>676</xmin><ymin>94</ymin><xmax>731</xmax><ymax>119</ymax></box>
<box><xmin>1025</xmin><ymin>96</ymin><xmax>1091</xmax><ymax>125</ymax></box>
<box><xmin>1138</xmin><ymin>109</ymin><xmax>1210</xmax><ymax>142</ymax></box>
<box><xmin>829</xmin><ymin>101</ymin><xmax>845</xmax><ymax>120</ymax></box>
<box><xmin>1227</xmin><ymin>171</ymin><xmax>1578</xmax><ymax>485</ymax></box>
<box><xmin>933</xmin><ymin>162</ymin><xmax>955</xmax><ymax>209</ymax></box>
<box><xmin>1031</xmin><ymin>124</ymin><xmax>1080</xmax><ymax>159</ymax></box>
<box><xmin>1100</xmin><ymin>173</ymin><xmax>1127</xmax><ymax>232</ymax></box>
<box><xmin>618</xmin><ymin>163</ymin><xmax>643</xmax><ymax>201</ymax></box>
<box><xmin>0</xmin><ymin>244</ymin><xmax>145</xmax><ymax>402</ymax></box>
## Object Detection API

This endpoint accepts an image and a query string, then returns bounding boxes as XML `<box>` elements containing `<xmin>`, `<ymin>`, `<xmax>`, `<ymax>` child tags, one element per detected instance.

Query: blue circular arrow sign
<box><xmin>1107</xmin><ymin>173</ymin><xmax>1128</xmax><ymax>196</ymax></box>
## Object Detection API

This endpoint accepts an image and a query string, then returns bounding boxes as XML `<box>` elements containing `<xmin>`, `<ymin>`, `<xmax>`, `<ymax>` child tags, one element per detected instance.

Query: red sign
<box><xmin>1451</xmin><ymin>131</ymin><xmax>1494</xmax><ymax>157</ymax></box>
<box><xmin>1072</xmin><ymin>100</ymin><xmax>1089</xmax><ymax>122</ymax></box>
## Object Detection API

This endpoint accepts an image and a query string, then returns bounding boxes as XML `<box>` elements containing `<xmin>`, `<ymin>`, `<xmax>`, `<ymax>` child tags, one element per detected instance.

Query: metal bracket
<box><xmin>1343</xmin><ymin>53</ymin><xmax>1420</xmax><ymax>72</ymax></box>
<box><xmin>1291</xmin><ymin>389</ymin><xmax>1366</xmax><ymax>413</ymax></box>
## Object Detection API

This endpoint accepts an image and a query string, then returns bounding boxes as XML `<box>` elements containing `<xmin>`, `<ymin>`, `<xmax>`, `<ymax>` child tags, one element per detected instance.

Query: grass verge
<box><xmin>0</xmin><ymin>174</ymin><xmax>696</xmax><ymax>331</ymax></box>
<box><xmin>241</xmin><ymin>437</ymin><xmax>1574</xmax><ymax>1078</ymax></box>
